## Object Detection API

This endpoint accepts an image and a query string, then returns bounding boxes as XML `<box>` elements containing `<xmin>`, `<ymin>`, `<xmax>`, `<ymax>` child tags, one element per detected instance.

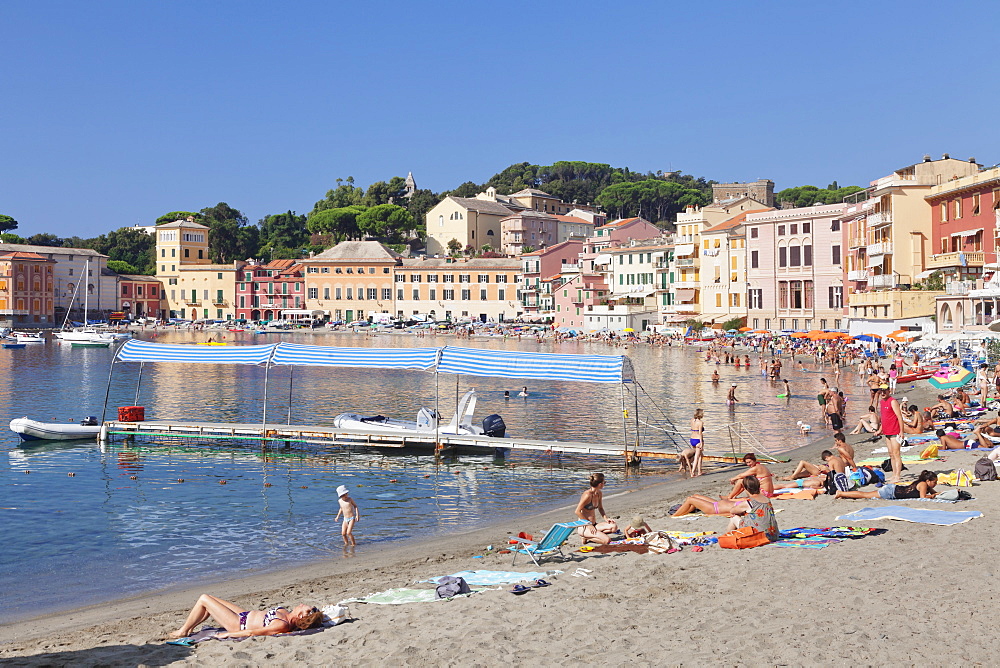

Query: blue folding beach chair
<box><xmin>508</xmin><ymin>520</ymin><xmax>589</xmax><ymax>566</ymax></box>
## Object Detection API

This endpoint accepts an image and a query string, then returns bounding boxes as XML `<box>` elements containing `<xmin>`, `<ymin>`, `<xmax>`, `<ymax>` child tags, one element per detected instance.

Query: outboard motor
<box><xmin>482</xmin><ymin>414</ymin><xmax>506</xmax><ymax>438</ymax></box>
<box><xmin>80</xmin><ymin>416</ymin><xmax>98</xmax><ymax>426</ymax></box>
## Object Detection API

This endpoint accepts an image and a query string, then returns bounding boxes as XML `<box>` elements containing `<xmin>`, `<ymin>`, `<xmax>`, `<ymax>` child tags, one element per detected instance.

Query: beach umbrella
<box><xmin>988</xmin><ymin>320</ymin><xmax>1000</xmax><ymax>333</ymax></box>
<box><xmin>751</xmin><ymin>329</ymin><xmax>768</xmax><ymax>334</ymax></box>
<box><xmin>928</xmin><ymin>367</ymin><xmax>974</xmax><ymax>390</ymax></box>
<box><xmin>738</xmin><ymin>326</ymin><xmax>753</xmax><ymax>332</ymax></box>
<box><xmin>726</xmin><ymin>328</ymin><xmax>738</xmax><ymax>333</ymax></box>
<box><xmin>853</xmin><ymin>334</ymin><xmax>879</xmax><ymax>342</ymax></box>
<box><xmin>623</xmin><ymin>327</ymin><xmax>635</xmax><ymax>332</ymax></box>
<box><xmin>790</xmin><ymin>332</ymin><xmax>810</xmax><ymax>338</ymax></box>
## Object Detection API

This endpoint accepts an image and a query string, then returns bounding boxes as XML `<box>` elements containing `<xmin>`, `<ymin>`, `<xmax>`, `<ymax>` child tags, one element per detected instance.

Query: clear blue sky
<box><xmin>3</xmin><ymin>1</ymin><xmax>999</xmax><ymax>238</ymax></box>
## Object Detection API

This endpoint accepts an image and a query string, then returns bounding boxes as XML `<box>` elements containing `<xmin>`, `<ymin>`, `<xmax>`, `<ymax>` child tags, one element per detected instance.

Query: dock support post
<box><xmin>133</xmin><ymin>362</ymin><xmax>144</xmax><ymax>406</ymax></box>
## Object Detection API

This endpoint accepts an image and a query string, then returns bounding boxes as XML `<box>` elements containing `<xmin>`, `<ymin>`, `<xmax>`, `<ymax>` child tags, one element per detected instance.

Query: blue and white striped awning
<box><xmin>270</xmin><ymin>342</ymin><xmax>439</xmax><ymax>370</ymax></box>
<box><xmin>115</xmin><ymin>340</ymin><xmax>276</xmax><ymax>365</ymax></box>
<box><xmin>436</xmin><ymin>346</ymin><xmax>631</xmax><ymax>384</ymax></box>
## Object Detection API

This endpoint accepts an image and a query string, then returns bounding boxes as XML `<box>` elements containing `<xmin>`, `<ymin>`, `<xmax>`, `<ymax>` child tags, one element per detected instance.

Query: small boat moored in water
<box><xmin>70</xmin><ymin>340</ymin><xmax>112</xmax><ymax>348</ymax></box>
<box><xmin>10</xmin><ymin>416</ymin><xmax>101</xmax><ymax>441</ymax></box>
<box><xmin>2</xmin><ymin>341</ymin><xmax>26</xmax><ymax>349</ymax></box>
<box><xmin>11</xmin><ymin>331</ymin><xmax>45</xmax><ymax>343</ymax></box>
<box><xmin>333</xmin><ymin>389</ymin><xmax>507</xmax><ymax>439</ymax></box>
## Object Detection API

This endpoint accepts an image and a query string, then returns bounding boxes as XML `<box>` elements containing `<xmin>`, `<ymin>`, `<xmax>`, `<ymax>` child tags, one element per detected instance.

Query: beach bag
<box><xmin>937</xmin><ymin>489</ymin><xmax>973</xmax><ymax>501</ymax></box>
<box><xmin>643</xmin><ymin>531</ymin><xmax>678</xmax><ymax>554</ymax></box>
<box><xmin>937</xmin><ymin>470</ymin><xmax>975</xmax><ymax>487</ymax></box>
<box><xmin>974</xmin><ymin>457</ymin><xmax>998</xmax><ymax>481</ymax></box>
<box><xmin>718</xmin><ymin>526</ymin><xmax>770</xmax><ymax>549</ymax></box>
<box><xmin>919</xmin><ymin>443</ymin><xmax>939</xmax><ymax>459</ymax></box>
<box><xmin>320</xmin><ymin>604</ymin><xmax>350</xmax><ymax>626</ymax></box>
<box><xmin>435</xmin><ymin>576</ymin><xmax>471</xmax><ymax>599</ymax></box>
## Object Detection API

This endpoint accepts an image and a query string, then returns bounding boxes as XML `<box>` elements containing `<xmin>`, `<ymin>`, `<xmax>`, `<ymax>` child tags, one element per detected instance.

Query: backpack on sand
<box><xmin>974</xmin><ymin>457</ymin><xmax>998</xmax><ymax>482</ymax></box>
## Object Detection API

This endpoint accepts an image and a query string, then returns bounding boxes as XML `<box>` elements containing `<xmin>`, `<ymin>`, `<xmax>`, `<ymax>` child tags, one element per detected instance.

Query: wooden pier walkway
<box><xmin>100</xmin><ymin>420</ymin><xmax>778</xmax><ymax>464</ymax></box>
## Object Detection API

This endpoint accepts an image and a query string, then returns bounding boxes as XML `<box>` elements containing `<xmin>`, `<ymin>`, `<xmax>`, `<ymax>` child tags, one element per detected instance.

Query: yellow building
<box><xmin>395</xmin><ymin>257</ymin><xmax>520</xmax><ymax>322</ymax></box>
<box><xmin>0</xmin><ymin>251</ymin><xmax>55</xmax><ymax>326</ymax></box>
<box><xmin>301</xmin><ymin>241</ymin><xmax>401</xmax><ymax>322</ymax></box>
<box><xmin>156</xmin><ymin>218</ymin><xmax>242</xmax><ymax>320</ymax></box>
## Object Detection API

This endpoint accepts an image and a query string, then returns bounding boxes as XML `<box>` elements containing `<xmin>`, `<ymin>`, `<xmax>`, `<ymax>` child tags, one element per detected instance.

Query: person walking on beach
<box><xmin>335</xmin><ymin>485</ymin><xmax>360</xmax><ymax>546</ymax></box>
<box><xmin>876</xmin><ymin>388</ymin><xmax>905</xmax><ymax>484</ymax></box>
<box><xmin>689</xmin><ymin>409</ymin><xmax>705</xmax><ymax>477</ymax></box>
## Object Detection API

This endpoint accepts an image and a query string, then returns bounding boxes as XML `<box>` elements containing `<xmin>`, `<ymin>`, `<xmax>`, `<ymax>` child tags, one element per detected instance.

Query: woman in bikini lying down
<box><xmin>575</xmin><ymin>472</ymin><xmax>618</xmax><ymax>545</ymax></box>
<box><xmin>169</xmin><ymin>594</ymin><xmax>323</xmax><ymax>639</ymax></box>
<box><xmin>670</xmin><ymin>493</ymin><xmax>750</xmax><ymax>518</ymax></box>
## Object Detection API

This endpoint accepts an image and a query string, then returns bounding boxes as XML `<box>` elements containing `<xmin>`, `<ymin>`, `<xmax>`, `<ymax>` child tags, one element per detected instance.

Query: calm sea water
<box><xmin>0</xmin><ymin>331</ymin><xmax>872</xmax><ymax>623</ymax></box>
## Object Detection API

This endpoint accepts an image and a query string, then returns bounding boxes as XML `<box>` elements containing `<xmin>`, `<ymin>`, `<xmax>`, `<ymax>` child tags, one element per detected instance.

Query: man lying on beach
<box><xmin>726</xmin><ymin>453</ymin><xmax>774</xmax><ymax>498</ymax></box>
<box><xmin>782</xmin><ymin>450</ymin><xmax>847</xmax><ymax>480</ymax></box>
<box><xmin>935</xmin><ymin>429</ymin><xmax>968</xmax><ymax>450</ymax></box>
<box><xmin>975</xmin><ymin>425</ymin><xmax>1000</xmax><ymax>448</ymax></box>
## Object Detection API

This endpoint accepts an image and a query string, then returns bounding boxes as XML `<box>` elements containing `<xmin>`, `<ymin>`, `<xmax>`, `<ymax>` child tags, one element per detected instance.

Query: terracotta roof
<box><xmin>0</xmin><ymin>251</ymin><xmax>54</xmax><ymax>262</ymax></box>
<box><xmin>596</xmin><ymin>217</ymin><xmax>645</xmax><ymax>230</ymax></box>
<box><xmin>308</xmin><ymin>241</ymin><xmax>402</xmax><ymax>262</ymax></box>
<box><xmin>552</xmin><ymin>215</ymin><xmax>592</xmax><ymax>224</ymax></box>
<box><xmin>399</xmin><ymin>257</ymin><xmax>518</xmax><ymax>269</ymax></box>
<box><xmin>520</xmin><ymin>240</ymin><xmax>583</xmax><ymax>257</ymax></box>
<box><xmin>156</xmin><ymin>219</ymin><xmax>210</xmax><ymax>230</ymax></box>
<box><xmin>119</xmin><ymin>274</ymin><xmax>161</xmax><ymax>281</ymax></box>
<box><xmin>703</xmin><ymin>208</ymin><xmax>772</xmax><ymax>233</ymax></box>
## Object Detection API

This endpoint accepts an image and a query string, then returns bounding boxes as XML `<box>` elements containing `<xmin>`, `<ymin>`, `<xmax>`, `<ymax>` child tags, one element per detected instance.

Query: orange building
<box><xmin>0</xmin><ymin>251</ymin><xmax>56</xmax><ymax>326</ymax></box>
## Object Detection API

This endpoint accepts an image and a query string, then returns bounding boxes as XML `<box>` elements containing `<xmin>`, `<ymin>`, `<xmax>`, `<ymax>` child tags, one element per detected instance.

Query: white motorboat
<box><xmin>53</xmin><ymin>258</ymin><xmax>123</xmax><ymax>344</ymax></box>
<box><xmin>10</xmin><ymin>416</ymin><xmax>101</xmax><ymax>441</ymax></box>
<box><xmin>11</xmin><ymin>331</ymin><xmax>45</xmax><ymax>343</ymax></box>
<box><xmin>333</xmin><ymin>390</ymin><xmax>506</xmax><ymax>438</ymax></box>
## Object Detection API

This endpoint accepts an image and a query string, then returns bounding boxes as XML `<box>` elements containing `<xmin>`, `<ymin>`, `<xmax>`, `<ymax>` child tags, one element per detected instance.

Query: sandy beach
<box><xmin>2</xmin><ymin>358</ymin><xmax>996</xmax><ymax>666</ymax></box>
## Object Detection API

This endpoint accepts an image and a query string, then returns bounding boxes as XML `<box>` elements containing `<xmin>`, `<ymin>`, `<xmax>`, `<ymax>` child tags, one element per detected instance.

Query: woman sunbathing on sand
<box><xmin>169</xmin><ymin>594</ymin><xmax>322</xmax><ymax>639</ymax></box>
<box><xmin>575</xmin><ymin>472</ymin><xmax>618</xmax><ymax>545</ymax></box>
<box><xmin>834</xmin><ymin>470</ymin><xmax>938</xmax><ymax>501</ymax></box>
<box><xmin>671</xmin><ymin>493</ymin><xmax>748</xmax><ymax>517</ymax></box>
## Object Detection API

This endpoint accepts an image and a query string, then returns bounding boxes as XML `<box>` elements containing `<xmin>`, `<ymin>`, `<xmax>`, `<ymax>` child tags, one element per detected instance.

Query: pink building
<box><xmin>592</xmin><ymin>217</ymin><xmax>661</xmax><ymax>246</ymax></box>
<box><xmin>744</xmin><ymin>204</ymin><xmax>848</xmax><ymax>332</ymax></box>
<box><xmin>500</xmin><ymin>211</ymin><xmax>558</xmax><ymax>255</ymax></box>
<box><xmin>519</xmin><ymin>240</ymin><xmax>583</xmax><ymax>314</ymax></box>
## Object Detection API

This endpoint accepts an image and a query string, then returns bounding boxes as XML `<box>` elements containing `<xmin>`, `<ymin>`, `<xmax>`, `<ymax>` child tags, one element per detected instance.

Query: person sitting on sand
<box><xmin>849</xmin><ymin>406</ymin><xmax>881</xmax><ymax>435</ymax></box>
<box><xmin>834</xmin><ymin>470</ymin><xmax>938</xmax><ymax>500</ymax></box>
<box><xmin>832</xmin><ymin>432</ymin><xmax>857</xmax><ymax>469</ymax></box>
<box><xmin>783</xmin><ymin>450</ymin><xmax>846</xmax><ymax>480</ymax></box>
<box><xmin>726</xmin><ymin>477</ymin><xmax>779</xmax><ymax>542</ymax></box>
<box><xmin>930</xmin><ymin>395</ymin><xmax>957</xmax><ymax>419</ymax></box>
<box><xmin>935</xmin><ymin>429</ymin><xmax>967</xmax><ymax>450</ymax></box>
<box><xmin>726</xmin><ymin>453</ymin><xmax>774</xmax><ymax>499</ymax></box>
<box><xmin>169</xmin><ymin>595</ymin><xmax>322</xmax><ymax>639</ymax></box>
<box><xmin>901</xmin><ymin>405</ymin><xmax>924</xmax><ymax>435</ymax></box>
<box><xmin>624</xmin><ymin>516</ymin><xmax>652</xmax><ymax>538</ymax></box>
<box><xmin>575</xmin><ymin>472</ymin><xmax>618</xmax><ymax>545</ymax></box>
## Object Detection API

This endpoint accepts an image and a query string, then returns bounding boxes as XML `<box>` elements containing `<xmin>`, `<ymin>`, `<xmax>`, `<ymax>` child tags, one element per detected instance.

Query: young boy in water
<box><xmin>335</xmin><ymin>485</ymin><xmax>360</xmax><ymax>546</ymax></box>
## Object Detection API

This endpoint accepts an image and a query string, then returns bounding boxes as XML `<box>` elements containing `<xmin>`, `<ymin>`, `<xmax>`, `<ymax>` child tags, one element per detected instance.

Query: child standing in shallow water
<box><xmin>335</xmin><ymin>485</ymin><xmax>359</xmax><ymax>545</ymax></box>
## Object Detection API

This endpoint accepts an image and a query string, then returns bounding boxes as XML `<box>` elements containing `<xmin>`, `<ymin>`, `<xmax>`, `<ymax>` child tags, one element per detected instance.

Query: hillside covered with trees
<box><xmin>0</xmin><ymin>164</ymin><xmax>864</xmax><ymax>274</ymax></box>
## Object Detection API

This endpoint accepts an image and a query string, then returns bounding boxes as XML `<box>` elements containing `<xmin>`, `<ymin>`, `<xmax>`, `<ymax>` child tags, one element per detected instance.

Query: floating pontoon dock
<box><xmin>100</xmin><ymin>419</ymin><xmax>779</xmax><ymax>463</ymax></box>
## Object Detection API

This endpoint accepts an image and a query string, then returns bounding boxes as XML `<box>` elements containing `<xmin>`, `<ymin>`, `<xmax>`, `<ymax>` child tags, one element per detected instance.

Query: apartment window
<box><xmin>751</xmin><ymin>251</ymin><xmax>759</xmax><ymax>269</ymax></box>
<box><xmin>778</xmin><ymin>247</ymin><xmax>787</xmax><ymax>267</ymax></box>
<box><xmin>750</xmin><ymin>227</ymin><xmax>758</xmax><ymax>239</ymax></box>
<box><xmin>496</xmin><ymin>274</ymin><xmax>507</xmax><ymax>283</ymax></box>
<box><xmin>789</xmin><ymin>246</ymin><xmax>801</xmax><ymax>267</ymax></box>
<box><xmin>395</xmin><ymin>274</ymin><xmax>405</xmax><ymax>282</ymax></box>
<box><xmin>832</xmin><ymin>245</ymin><xmax>841</xmax><ymax>265</ymax></box>
<box><xmin>730</xmin><ymin>293</ymin><xmax>740</xmax><ymax>307</ymax></box>
<box><xmin>803</xmin><ymin>222</ymin><xmax>811</xmax><ymax>233</ymax></box>
<box><xmin>368</xmin><ymin>267</ymin><xmax>375</xmax><ymax>274</ymax></box>
<box><xmin>367</xmin><ymin>288</ymin><xmax>377</xmax><ymax>300</ymax></box>
<box><xmin>346</xmin><ymin>268</ymin><xmax>353</xmax><ymax>274</ymax></box>
<box><xmin>323</xmin><ymin>287</ymin><xmax>330</xmax><ymax>299</ymax></box>
<box><xmin>498</xmin><ymin>289</ymin><xmax>505</xmax><ymax>300</ymax></box>
<box><xmin>382</xmin><ymin>288</ymin><xmax>391</xmax><ymax>300</ymax></box>
<box><xmin>941</xmin><ymin>202</ymin><xmax>948</xmax><ymax>222</ymax></box>
<box><xmin>790</xmin><ymin>281</ymin><xmax>803</xmax><ymax>309</ymax></box>
<box><xmin>461</xmin><ymin>289</ymin><xmax>471</xmax><ymax>300</ymax></box>
<box><xmin>831</xmin><ymin>220</ymin><xmax>840</xmax><ymax>231</ymax></box>
<box><xmin>790</xmin><ymin>224</ymin><xmax>798</xmax><ymax>235</ymax></box>
<box><xmin>803</xmin><ymin>245</ymin><xmax>812</xmax><ymax>266</ymax></box>
<box><xmin>397</xmin><ymin>289</ymin><xmax>404</xmax><ymax>300</ymax></box>
<box><xmin>716</xmin><ymin>293</ymin><xmax>722</xmax><ymax>307</ymax></box>
<box><xmin>429</xmin><ymin>289</ymin><xmax>436</xmax><ymax>300</ymax></box>
<box><xmin>777</xmin><ymin>225</ymin><xmax>785</xmax><ymax>236</ymax></box>
<box><xmin>828</xmin><ymin>285</ymin><xmax>843</xmax><ymax>309</ymax></box>
<box><xmin>459</xmin><ymin>274</ymin><xmax>470</xmax><ymax>283</ymax></box>
<box><xmin>308</xmin><ymin>287</ymin><xmax>318</xmax><ymax>299</ymax></box>
<box><xmin>478</xmin><ymin>274</ymin><xmax>489</xmax><ymax>283</ymax></box>
<box><xmin>412</xmin><ymin>289</ymin><xmax>419</xmax><ymax>300</ymax></box>
<box><xmin>356</xmin><ymin>288</ymin><xmax>364</xmax><ymax>301</ymax></box>
<box><xmin>444</xmin><ymin>275</ymin><xmax>454</xmax><ymax>283</ymax></box>
<box><xmin>480</xmin><ymin>289</ymin><xmax>487</xmax><ymax>300</ymax></box>
<box><xmin>804</xmin><ymin>280</ymin><xmax>814</xmax><ymax>308</ymax></box>
<box><xmin>346</xmin><ymin>288</ymin><xmax>353</xmax><ymax>300</ymax></box>
<box><xmin>778</xmin><ymin>281</ymin><xmax>788</xmax><ymax>308</ymax></box>
<box><xmin>335</xmin><ymin>288</ymin><xmax>342</xmax><ymax>299</ymax></box>
<box><xmin>749</xmin><ymin>289</ymin><xmax>763</xmax><ymax>309</ymax></box>
<box><xmin>443</xmin><ymin>289</ymin><xmax>454</xmax><ymax>300</ymax></box>
<box><xmin>411</xmin><ymin>275</ymin><xmax>421</xmax><ymax>282</ymax></box>
<box><xmin>428</xmin><ymin>274</ymin><xmax>438</xmax><ymax>282</ymax></box>
<box><xmin>953</xmin><ymin>199</ymin><xmax>962</xmax><ymax>219</ymax></box>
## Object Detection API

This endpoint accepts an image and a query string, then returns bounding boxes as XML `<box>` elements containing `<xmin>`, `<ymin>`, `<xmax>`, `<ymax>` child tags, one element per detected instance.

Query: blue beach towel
<box><xmin>835</xmin><ymin>506</ymin><xmax>982</xmax><ymax>525</ymax></box>
<box><xmin>770</xmin><ymin>537</ymin><xmax>842</xmax><ymax>549</ymax></box>
<box><xmin>426</xmin><ymin>570</ymin><xmax>561</xmax><ymax>586</ymax></box>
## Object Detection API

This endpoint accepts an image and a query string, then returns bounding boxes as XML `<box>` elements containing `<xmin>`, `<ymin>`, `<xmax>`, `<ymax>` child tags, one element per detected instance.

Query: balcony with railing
<box><xmin>926</xmin><ymin>251</ymin><xmax>985</xmax><ymax>270</ymax></box>
<box><xmin>946</xmin><ymin>280</ymin><xmax>974</xmax><ymax>296</ymax></box>
<box><xmin>184</xmin><ymin>298</ymin><xmax>201</xmax><ymax>306</ymax></box>
<box><xmin>847</xmin><ymin>269</ymin><xmax>869</xmax><ymax>281</ymax></box>
<box><xmin>675</xmin><ymin>258</ymin><xmax>696</xmax><ymax>267</ymax></box>
<box><xmin>848</xmin><ymin>237</ymin><xmax>866</xmax><ymax>249</ymax></box>
<box><xmin>868</xmin><ymin>273</ymin><xmax>897</xmax><ymax>289</ymax></box>
<box><xmin>867</xmin><ymin>211</ymin><xmax>893</xmax><ymax>226</ymax></box>
<box><xmin>866</xmin><ymin>241</ymin><xmax>893</xmax><ymax>256</ymax></box>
